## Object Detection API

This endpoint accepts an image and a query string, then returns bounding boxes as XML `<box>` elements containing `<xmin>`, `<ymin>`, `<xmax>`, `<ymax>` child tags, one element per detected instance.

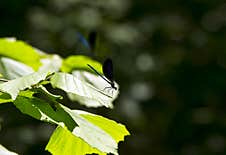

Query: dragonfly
<box><xmin>77</xmin><ymin>30</ymin><xmax>97</xmax><ymax>52</ymax></box>
<box><xmin>87</xmin><ymin>58</ymin><xmax>117</xmax><ymax>90</ymax></box>
<box><xmin>78</xmin><ymin>31</ymin><xmax>117</xmax><ymax>90</ymax></box>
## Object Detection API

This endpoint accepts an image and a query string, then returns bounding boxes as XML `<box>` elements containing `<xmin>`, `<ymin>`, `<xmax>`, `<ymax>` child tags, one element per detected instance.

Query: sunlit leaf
<box><xmin>0</xmin><ymin>38</ymin><xmax>41</xmax><ymax>70</ymax></box>
<box><xmin>39</xmin><ymin>54</ymin><xmax>62</xmax><ymax>73</ymax></box>
<box><xmin>50</xmin><ymin>72</ymin><xmax>118</xmax><ymax>108</ymax></box>
<box><xmin>0</xmin><ymin>53</ymin><xmax>61</xmax><ymax>100</ymax></box>
<box><xmin>75</xmin><ymin>110</ymin><xmax>130</xmax><ymax>143</ymax></box>
<box><xmin>0</xmin><ymin>70</ymin><xmax>51</xmax><ymax>100</ymax></box>
<box><xmin>61</xmin><ymin>105</ymin><xmax>130</xmax><ymax>155</ymax></box>
<box><xmin>0</xmin><ymin>57</ymin><xmax>34</xmax><ymax>80</ymax></box>
<box><xmin>61</xmin><ymin>55</ymin><xmax>103</xmax><ymax>73</ymax></box>
<box><xmin>46</xmin><ymin>104</ymin><xmax>129</xmax><ymax>155</ymax></box>
<box><xmin>46</xmin><ymin>126</ymin><xmax>106</xmax><ymax>155</ymax></box>
<box><xmin>72</xmin><ymin>70</ymin><xmax>119</xmax><ymax>101</ymax></box>
<box><xmin>14</xmin><ymin>94</ymin><xmax>128</xmax><ymax>155</ymax></box>
<box><xmin>0</xmin><ymin>144</ymin><xmax>18</xmax><ymax>155</ymax></box>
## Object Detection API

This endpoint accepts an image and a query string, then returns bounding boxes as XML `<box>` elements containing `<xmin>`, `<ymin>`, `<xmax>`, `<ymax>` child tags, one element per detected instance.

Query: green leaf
<box><xmin>0</xmin><ymin>57</ymin><xmax>34</xmax><ymax>80</ymax></box>
<box><xmin>0</xmin><ymin>38</ymin><xmax>41</xmax><ymax>70</ymax></box>
<box><xmin>50</xmin><ymin>72</ymin><xmax>119</xmax><ymax>108</ymax></box>
<box><xmin>0</xmin><ymin>53</ymin><xmax>60</xmax><ymax>100</ymax></box>
<box><xmin>46</xmin><ymin>126</ymin><xmax>106</xmax><ymax>155</ymax></box>
<box><xmin>0</xmin><ymin>53</ymin><xmax>61</xmax><ymax>80</ymax></box>
<box><xmin>61</xmin><ymin>105</ymin><xmax>129</xmax><ymax>155</ymax></box>
<box><xmin>0</xmin><ymin>92</ymin><xmax>13</xmax><ymax>104</ymax></box>
<box><xmin>76</xmin><ymin>110</ymin><xmax>130</xmax><ymax>143</ymax></box>
<box><xmin>61</xmin><ymin>55</ymin><xmax>103</xmax><ymax>73</ymax></box>
<box><xmin>14</xmin><ymin>94</ymin><xmax>129</xmax><ymax>155</ymax></box>
<box><xmin>39</xmin><ymin>54</ymin><xmax>62</xmax><ymax>73</ymax></box>
<box><xmin>14</xmin><ymin>93</ymin><xmax>128</xmax><ymax>155</ymax></box>
<box><xmin>14</xmin><ymin>95</ymin><xmax>76</xmax><ymax>131</ymax></box>
<box><xmin>0</xmin><ymin>70</ymin><xmax>52</xmax><ymax>100</ymax></box>
<box><xmin>46</xmin><ymin>104</ymin><xmax>130</xmax><ymax>155</ymax></box>
<box><xmin>35</xmin><ymin>86</ymin><xmax>63</xmax><ymax>101</ymax></box>
<box><xmin>13</xmin><ymin>89</ymin><xmax>128</xmax><ymax>155</ymax></box>
<box><xmin>0</xmin><ymin>144</ymin><xmax>18</xmax><ymax>155</ymax></box>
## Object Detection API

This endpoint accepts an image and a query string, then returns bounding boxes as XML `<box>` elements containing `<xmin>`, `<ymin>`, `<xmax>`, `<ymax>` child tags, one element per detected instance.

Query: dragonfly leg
<box><xmin>102</xmin><ymin>87</ymin><xmax>115</xmax><ymax>96</ymax></box>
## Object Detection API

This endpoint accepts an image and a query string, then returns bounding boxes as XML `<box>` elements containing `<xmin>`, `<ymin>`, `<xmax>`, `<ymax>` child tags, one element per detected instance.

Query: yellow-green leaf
<box><xmin>46</xmin><ymin>126</ymin><xmax>106</xmax><ymax>155</ymax></box>
<box><xmin>0</xmin><ymin>38</ymin><xmax>41</xmax><ymax>70</ymax></box>
<box><xmin>78</xmin><ymin>110</ymin><xmax>130</xmax><ymax>143</ymax></box>
<box><xmin>61</xmin><ymin>55</ymin><xmax>103</xmax><ymax>73</ymax></box>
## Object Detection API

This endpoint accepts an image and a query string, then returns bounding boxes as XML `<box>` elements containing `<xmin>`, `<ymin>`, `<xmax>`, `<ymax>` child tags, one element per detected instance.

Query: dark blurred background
<box><xmin>1</xmin><ymin>0</ymin><xmax>226</xmax><ymax>154</ymax></box>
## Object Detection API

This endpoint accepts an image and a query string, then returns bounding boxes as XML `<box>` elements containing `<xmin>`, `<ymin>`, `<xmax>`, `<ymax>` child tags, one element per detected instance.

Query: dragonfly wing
<box><xmin>103</xmin><ymin>58</ymin><xmax>114</xmax><ymax>82</ymax></box>
<box><xmin>88</xmin><ymin>30</ymin><xmax>97</xmax><ymax>51</ymax></box>
<box><xmin>76</xmin><ymin>32</ymin><xmax>90</xmax><ymax>49</ymax></box>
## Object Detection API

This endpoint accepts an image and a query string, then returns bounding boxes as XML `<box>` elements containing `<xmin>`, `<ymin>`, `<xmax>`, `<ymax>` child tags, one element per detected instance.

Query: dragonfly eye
<box><xmin>111</xmin><ymin>83</ymin><xmax>117</xmax><ymax>90</ymax></box>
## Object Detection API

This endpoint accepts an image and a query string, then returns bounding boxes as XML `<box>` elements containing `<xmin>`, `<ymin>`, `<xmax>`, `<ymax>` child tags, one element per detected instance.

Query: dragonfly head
<box><xmin>111</xmin><ymin>82</ymin><xmax>117</xmax><ymax>90</ymax></box>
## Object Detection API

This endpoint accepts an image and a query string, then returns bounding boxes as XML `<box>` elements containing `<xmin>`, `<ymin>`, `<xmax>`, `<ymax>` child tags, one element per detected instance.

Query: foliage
<box><xmin>0</xmin><ymin>38</ymin><xmax>129</xmax><ymax>155</ymax></box>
